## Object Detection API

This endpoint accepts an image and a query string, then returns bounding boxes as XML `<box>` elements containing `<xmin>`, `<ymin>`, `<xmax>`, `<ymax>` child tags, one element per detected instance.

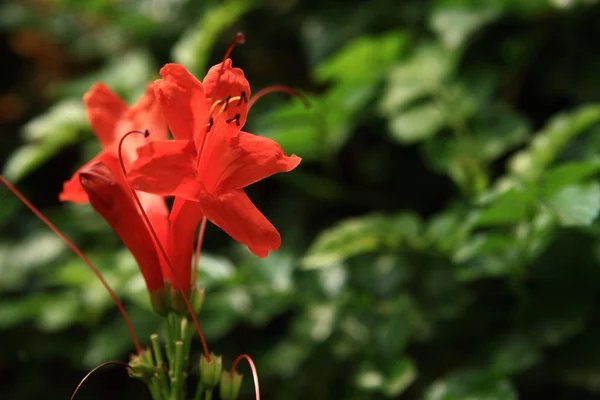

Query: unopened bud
<box><xmin>199</xmin><ymin>353</ymin><xmax>223</xmax><ymax>390</ymax></box>
<box><xmin>219</xmin><ymin>370</ymin><xmax>243</xmax><ymax>400</ymax></box>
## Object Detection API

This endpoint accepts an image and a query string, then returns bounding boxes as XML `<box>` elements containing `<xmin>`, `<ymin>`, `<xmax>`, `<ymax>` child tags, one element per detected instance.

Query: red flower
<box><xmin>60</xmin><ymin>84</ymin><xmax>202</xmax><ymax>295</ymax></box>
<box><xmin>128</xmin><ymin>61</ymin><xmax>301</xmax><ymax>257</ymax></box>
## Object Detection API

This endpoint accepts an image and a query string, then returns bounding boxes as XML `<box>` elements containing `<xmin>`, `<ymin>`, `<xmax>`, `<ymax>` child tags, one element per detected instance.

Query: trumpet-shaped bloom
<box><xmin>128</xmin><ymin>61</ymin><xmax>301</xmax><ymax>257</ymax></box>
<box><xmin>60</xmin><ymin>84</ymin><xmax>201</xmax><ymax>294</ymax></box>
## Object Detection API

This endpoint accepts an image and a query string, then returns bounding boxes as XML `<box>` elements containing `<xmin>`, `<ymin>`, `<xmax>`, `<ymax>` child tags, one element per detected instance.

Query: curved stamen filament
<box><xmin>192</xmin><ymin>216</ymin><xmax>208</xmax><ymax>287</ymax></box>
<box><xmin>230</xmin><ymin>353</ymin><xmax>261</xmax><ymax>400</ymax></box>
<box><xmin>223</xmin><ymin>32</ymin><xmax>245</xmax><ymax>63</ymax></box>
<box><xmin>70</xmin><ymin>360</ymin><xmax>128</xmax><ymax>400</ymax></box>
<box><xmin>211</xmin><ymin>32</ymin><xmax>246</xmax><ymax>104</ymax></box>
<box><xmin>118</xmin><ymin>130</ymin><xmax>211</xmax><ymax>360</ymax></box>
<box><xmin>0</xmin><ymin>176</ymin><xmax>142</xmax><ymax>354</ymax></box>
<box><xmin>248</xmin><ymin>85</ymin><xmax>310</xmax><ymax>111</ymax></box>
<box><xmin>208</xmin><ymin>95</ymin><xmax>243</xmax><ymax>116</ymax></box>
<box><xmin>208</xmin><ymin>100</ymin><xmax>225</xmax><ymax>116</ymax></box>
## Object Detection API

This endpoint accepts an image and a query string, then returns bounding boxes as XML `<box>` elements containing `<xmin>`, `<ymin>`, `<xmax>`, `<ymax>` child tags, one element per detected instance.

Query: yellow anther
<box><xmin>218</xmin><ymin>96</ymin><xmax>241</xmax><ymax>115</ymax></box>
<box><xmin>208</xmin><ymin>96</ymin><xmax>243</xmax><ymax>117</ymax></box>
<box><xmin>209</xmin><ymin>100</ymin><xmax>224</xmax><ymax>115</ymax></box>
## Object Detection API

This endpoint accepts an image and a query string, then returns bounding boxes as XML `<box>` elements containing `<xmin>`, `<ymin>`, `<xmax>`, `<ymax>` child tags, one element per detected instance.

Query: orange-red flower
<box><xmin>60</xmin><ymin>83</ymin><xmax>202</xmax><ymax>295</ymax></box>
<box><xmin>128</xmin><ymin>61</ymin><xmax>301</xmax><ymax>258</ymax></box>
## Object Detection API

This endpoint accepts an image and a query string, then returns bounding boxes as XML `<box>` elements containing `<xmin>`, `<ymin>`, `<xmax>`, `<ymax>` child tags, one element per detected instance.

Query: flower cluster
<box><xmin>1</xmin><ymin>38</ymin><xmax>301</xmax><ymax>399</ymax></box>
<box><xmin>59</xmin><ymin>59</ymin><xmax>301</xmax><ymax>309</ymax></box>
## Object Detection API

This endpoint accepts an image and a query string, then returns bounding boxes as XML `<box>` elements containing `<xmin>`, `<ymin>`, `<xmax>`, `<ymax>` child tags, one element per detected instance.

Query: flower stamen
<box><xmin>230</xmin><ymin>354</ymin><xmax>261</xmax><ymax>400</ymax></box>
<box><xmin>211</xmin><ymin>32</ymin><xmax>246</xmax><ymax>101</ymax></box>
<box><xmin>70</xmin><ymin>361</ymin><xmax>129</xmax><ymax>400</ymax></box>
<box><xmin>206</xmin><ymin>95</ymin><xmax>245</xmax><ymax>132</ymax></box>
<box><xmin>237</xmin><ymin>91</ymin><xmax>247</xmax><ymax>106</ymax></box>
<box><xmin>248</xmin><ymin>85</ymin><xmax>310</xmax><ymax>111</ymax></box>
<box><xmin>0</xmin><ymin>175</ymin><xmax>142</xmax><ymax>354</ymax></box>
<box><xmin>226</xmin><ymin>114</ymin><xmax>241</xmax><ymax>126</ymax></box>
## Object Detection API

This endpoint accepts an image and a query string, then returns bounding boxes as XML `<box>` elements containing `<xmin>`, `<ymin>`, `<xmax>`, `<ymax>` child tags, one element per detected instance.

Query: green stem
<box><xmin>165</xmin><ymin>314</ymin><xmax>175</xmax><ymax>375</ymax></box>
<box><xmin>171</xmin><ymin>341</ymin><xmax>185</xmax><ymax>400</ymax></box>
<box><xmin>193</xmin><ymin>383</ymin><xmax>205</xmax><ymax>400</ymax></box>
<box><xmin>151</xmin><ymin>333</ymin><xmax>170</xmax><ymax>397</ymax></box>
<box><xmin>148</xmin><ymin>378</ymin><xmax>164</xmax><ymax>400</ymax></box>
<box><xmin>204</xmin><ymin>389</ymin><xmax>213</xmax><ymax>400</ymax></box>
<box><xmin>181</xmin><ymin>317</ymin><xmax>194</xmax><ymax>370</ymax></box>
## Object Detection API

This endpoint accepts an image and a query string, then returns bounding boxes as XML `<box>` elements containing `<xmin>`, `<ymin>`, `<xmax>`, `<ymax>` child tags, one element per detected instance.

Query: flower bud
<box><xmin>219</xmin><ymin>370</ymin><xmax>243</xmax><ymax>400</ymax></box>
<box><xmin>199</xmin><ymin>353</ymin><xmax>223</xmax><ymax>390</ymax></box>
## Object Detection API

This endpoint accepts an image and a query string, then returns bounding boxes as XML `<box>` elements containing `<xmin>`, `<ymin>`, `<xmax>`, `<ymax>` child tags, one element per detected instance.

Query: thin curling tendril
<box><xmin>231</xmin><ymin>353</ymin><xmax>261</xmax><ymax>400</ymax></box>
<box><xmin>0</xmin><ymin>176</ymin><xmax>142</xmax><ymax>354</ymax></box>
<box><xmin>118</xmin><ymin>130</ymin><xmax>212</xmax><ymax>361</ymax></box>
<box><xmin>70</xmin><ymin>361</ymin><xmax>129</xmax><ymax>400</ymax></box>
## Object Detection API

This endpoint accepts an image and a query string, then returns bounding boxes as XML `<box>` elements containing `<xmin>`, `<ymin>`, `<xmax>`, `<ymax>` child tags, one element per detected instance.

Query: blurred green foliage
<box><xmin>2</xmin><ymin>0</ymin><xmax>600</xmax><ymax>399</ymax></box>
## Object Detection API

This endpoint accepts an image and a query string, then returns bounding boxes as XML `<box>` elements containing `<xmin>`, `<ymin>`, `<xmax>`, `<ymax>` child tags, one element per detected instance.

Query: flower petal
<box><xmin>154</xmin><ymin>63</ymin><xmax>209</xmax><ymax>141</ymax></box>
<box><xmin>138</xmin><ymin>191</ymin><xmax>169</xmax><ymax>253</ymax></box>
<box><xmin>128</xmin><ymin>140</ymin><xmax>202</xmax><ymax>200</ymax></box>
<box><xmin>199</xmin><ymin>189</ymin><xmax>281</xmax><ymax>257</ymax></box>
<box><xmin>218</xmin><ymin>130</ymin><xmax>302</xmax><ymax>190</ymax></box>
<box><xmin>80</xmin><ymin>161</ymin><xmax>164</xmax><ymax>293</ymax></box>
<box><xmin>130</xmin><ymin>82</ymin><xmax>169</xmax><ymax>142</ymax></box>
<box><xmin>84</xmin><ymin>83</ymin><xmax>128</xmax><ymax>149</ymax></box>
<box><xmin>203</xmin><ymin>59</ymin><xmax>251</xmax><ymax>128</ymax></box>
<box><xmin>196</xmin><ymin>116</ymin><xmax>241</xmax><ymax>193</ymax></box>
<box><xmin>167</xmin><ymin>197</ymin><xmax>203</xmax><ymax>293</ymax></box>
<box><xmin>113</xmin><ymin>83</ymin><xmax>170</xmax><ymax>165</ymax></box>
<box><xmin>59</xmin><ymin>150</ymin><xmax>118</xmax><ymax>204</ymax></box>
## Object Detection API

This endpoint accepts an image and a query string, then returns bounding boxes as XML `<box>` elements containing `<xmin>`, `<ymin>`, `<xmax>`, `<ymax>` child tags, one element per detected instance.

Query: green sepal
<box><xmin>219</xmin><ymin>370</ymin><xmax>243</xmax><ymax>400</ymax></box>
<box><xmin>199</xmin><ymin>353</ymin><xmax>223</xmax><ymax>390</ymax></box>
<box><xmin>128</xmin><ymin>349</ymin><xmax>156</xmax><ymax>383</ymax></box>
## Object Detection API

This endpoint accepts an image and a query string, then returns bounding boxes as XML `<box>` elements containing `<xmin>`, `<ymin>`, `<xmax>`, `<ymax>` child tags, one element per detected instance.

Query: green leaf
<box><xmin>546</xmin><ymin>182</ymin><xmax>600</xmax><ymax>227</ymax></box>
<box><xmin>540</xmin><ymin>160</ymin><xmax>600</xmax><ymax>197</ymax></box>
<box><xmin>473</xmin><ymin>106</ymin><xmax>530</xmax><ymax>161</ymax></box>
<box><xmin>301</xmin><ymin>213</ymin><xmax>422</xmax><ymax>269</ymax></box>
<box><xmin>425</xmin><ymin>370</ymin><xmax>517</xmax><ymax>400</ymax></box>
<box><xmin>475</xmin><ymin>187</ymin><xmax>536</xmax><ymax>226</ymax></box>
<box><xmin>380</xmin><ymin>43</ymin><xmax>456</xmax><ymax>114</ymax></box>
<box><xmin>453</xmin><ymin>233</ymin><xmax>515</xmax><ymax>264</ymax></box>
<box><xmin>36</xmin><ymin>291</ymin><xmax>80</xmax><ymax>332</ymax></box>
<box><xmin>486</xmin><ymin>336</ymin><xmax>541</xmax><ymax>376</ymax></box>
<box><xmin>388</xmin><ymin>102</ymin><xmax>445</xmax><ymax>143</ymax></box>
<box><xmin>0</xmin><ymin>296</ymin><xmax>43</xmax><ymax>329</ymax></box>
<box><xmin>355</xmin><ymin>358</ymin><xmax>417</xmax><ymax>397</ymax></box>
<box><xmin>55</xmin><ymin>50</ymin><xmax>156</xmax><ymax>100</ymax></box>
<box><xmin>260</xmin><ymin>339</ymin><xmax>311</xmax><ymax>376</ymax></box>
<box><xmin>197</xmin><ymin>253</ymin><xmax>236</xmax><ymax>284</ymax></box>
<box><xmin>3</xmin><ymin>99</ymin><xmax>87</xmax><ymax>181</ymax></box>
<box><xmin>509</xmin><ymin>104</ymin><xmax>600</xmax><ymax>182</ymax></box>
<box><xmin>384</xmin><ymin>358</ymin><xmax>418</xmax><ymax>397</ymax></box>
<box><xmin>430</xmin><ymin>7</ymin><xmax>499</xmax><ymax>50</ymax></box>
<box><xmin>315</xmin><ymin>31</ymin><xmax>408</xmax><ymax>84</ymax></box>
<box><xmin>256</xmin><ymin>98</ymin><xmax>323</xmax><ymax>161</ymax></box>
<box><xmin>0</xmin><ymin>232</ymin><xmax>65</xmax><ymax>290</ymax></box>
